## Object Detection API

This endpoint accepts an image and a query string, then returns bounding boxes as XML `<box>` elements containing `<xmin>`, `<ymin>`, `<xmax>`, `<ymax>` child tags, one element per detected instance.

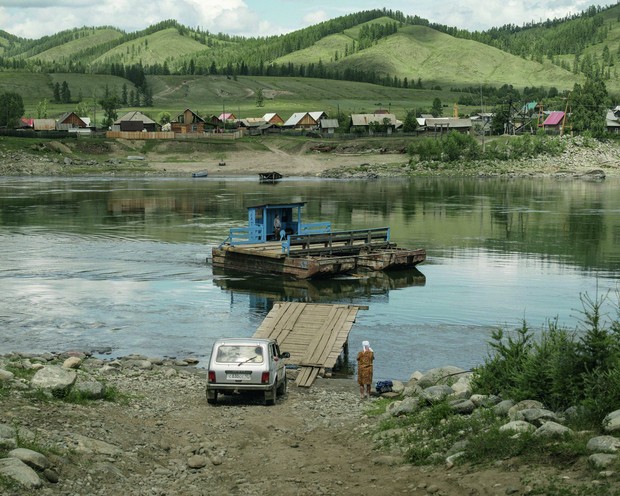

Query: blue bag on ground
<box><xmin>376</xmin><ymin>380</ymin><xmax>393</xmax><ymax>393</ymax></box>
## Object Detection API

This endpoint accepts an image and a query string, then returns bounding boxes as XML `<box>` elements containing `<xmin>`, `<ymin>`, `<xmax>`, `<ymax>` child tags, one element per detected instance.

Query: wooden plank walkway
<box><xmin>253</xmin><ymin>302</ymin><xmax>365</xmax><ymax>387</ymax></box>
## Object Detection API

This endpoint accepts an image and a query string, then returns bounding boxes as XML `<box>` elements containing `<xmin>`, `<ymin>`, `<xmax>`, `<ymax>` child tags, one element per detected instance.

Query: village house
<box><xmin>541</xmin><ymin>111</ymin><xmax>566</xmax><ymax>134</ymax></box>
<box><xmin>283</xmin><ymin>112</ymin><xmax>319</xmax><ymax>129</ymax></box>
<box><xmin>422</xmin><ymin>117</ymin><xmax>472</xmax><ymax>135</ymax></box>
<box><xmin>238</xmin><ymin>118</ymin><xmax>275</xmax><ymax>136</ymax></box>
<box><xmin>320</xmin><ymin>119</ymin><xmax>339</xmax><ymax>135</ymax></box>
<box><xmin>262</xmin><ymin>113</ymin><xmax>284</xmax><ymax>125</ymax></box>
<box><xmin>113</xmin><ymin>111</ymin><xmax>158</xmax><ymax>132</ymax></box>
<box><xmin>171</xmin><ymin>109</ymin><xmax>206</xmax><ymax>133</ymax></box>
<box><xmin>218</xmin><ymin>112</ymin><xmax>236</xmax><ymax>122</ymax></box>
<box><xmin>56</xmin><ymin>111</ymin><xmax>89</xmax><ymax>131</ymax></box>
<box><xmin>350</xmin><ymin>113</ymin><xmax>400</xmax><ymax>135</ymax></box>
<box><xmin>606</xmin><ymin>106</ymin><xmax>620</xmax><ymax>134</ymax></box>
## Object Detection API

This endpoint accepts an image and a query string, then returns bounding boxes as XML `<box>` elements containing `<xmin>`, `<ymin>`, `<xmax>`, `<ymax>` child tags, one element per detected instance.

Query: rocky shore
<box><xmin>1</xmin><ymin>352</ymin><xmax>619</xmax><ymax>495</ymax></box>
<box><xmin>0</xmin><ymin>136</ymin><xmax>619</xmax><ymax>179</ymax></box>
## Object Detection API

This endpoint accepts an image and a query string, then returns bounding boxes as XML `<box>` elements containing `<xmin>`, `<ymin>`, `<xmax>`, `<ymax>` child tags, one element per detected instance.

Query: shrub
<box><xmin>472</xmin><ymin>292</ymin><xmax>620</xmax><ymax>424</ymax></box>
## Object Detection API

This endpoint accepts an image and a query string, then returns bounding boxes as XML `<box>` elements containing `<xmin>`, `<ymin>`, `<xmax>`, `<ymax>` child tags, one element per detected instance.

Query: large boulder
<box><xmin>0</xmin><ymin>458</ymin><xmax>42</xmax><ymax>489</ymax></box>
<box><xmin>0</xmin><ymin>368</ymin><xmax>14</xmax><ymax>381</ymax></box>
<box><xmin>420</xmin><ymin>385</ymin><xmax>453</xmax><ymax>403</ymax></box>
<box><xmin>493</xmin><ymin>399</ymin><xmax>516</xmax><ymax>416</ymax></box>
<box><xmin>31</xmin><ymin>366</ymin><xmax>77</xmax><ymax>395</ymax></box>
<box><xmin>73</xmin><ymin>381</ymin><xmax>106</xmax><ymax>399</ymax></box>
<box><xmin>603</xmin><ymin>409</ymin><xmax>620</xmax><ymax>433</ymax></box>
<box><xmin>533</xmin><ymin>421</ymin><xmax>572</xmax><ymax>438</ymax></box>
<box><xmin>8</xmin><ymin>448</ymin><xmax>51</xmax><ymax>471</ymax></box>
<box><xmin>587</xmin><ymin>435</ymin><xmax>620</xmax><ymax>453</ymax></box>
<box><xmin>508</xmin><ymin>400</ymin><xmax>545</xmax><ymax>420</ymax></box>
<box><xmin>418</xmin><ymin>366</ymin><xmax>467</xmax><ymax>388</ymax></box>
<box><xmin>514</xmin><ymin>408</ymin><xmax>560</xmax><ymax>427</ymax></box>
<box><xmin>386</xmin><ymin>397</ymin><xmax>421</xmax><ymax>417</ymax></box>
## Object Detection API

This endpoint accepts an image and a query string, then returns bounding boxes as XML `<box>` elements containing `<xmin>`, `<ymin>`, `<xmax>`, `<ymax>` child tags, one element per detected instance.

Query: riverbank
<box><xmin>0</xmin><ymin>135</ymin><xmax>619</xmax><ymax>179</ymax></box>
<box><xmin>1</xmin><ymin>352</ymin><xmax>618</xmax><ymax>495</ymax></box>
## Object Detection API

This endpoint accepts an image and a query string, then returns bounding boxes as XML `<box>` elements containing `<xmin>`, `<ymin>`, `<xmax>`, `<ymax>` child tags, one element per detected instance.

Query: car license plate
<box><xmin>226</xmin><ymin>372</ymin><xmax>251</xmax><ymax>381</ymax></box>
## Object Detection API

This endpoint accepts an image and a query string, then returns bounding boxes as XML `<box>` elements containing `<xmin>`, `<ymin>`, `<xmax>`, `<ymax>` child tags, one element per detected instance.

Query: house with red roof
<box><xmin>542</xmin><ymin>111</ymin><xmax>565</xmax><ymax>133</ymax></box>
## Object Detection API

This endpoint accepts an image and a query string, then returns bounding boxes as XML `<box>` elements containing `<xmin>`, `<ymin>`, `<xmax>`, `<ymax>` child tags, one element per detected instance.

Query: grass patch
<box><xmin>63</xmin><ymin>383</ymin><xmax>127</xmax><ymax>405</ymax></box>
<box><xmin>3</xmin><ymin>365</ymin><xmax>37</xmax><ymax>381</ymax></box>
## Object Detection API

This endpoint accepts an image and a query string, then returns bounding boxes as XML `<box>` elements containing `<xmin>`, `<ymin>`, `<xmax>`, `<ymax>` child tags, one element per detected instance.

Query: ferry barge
<box><xmin>211</xmin><ymin>202</ymin><xmax>426</xmax><ymax>280</ymax></box>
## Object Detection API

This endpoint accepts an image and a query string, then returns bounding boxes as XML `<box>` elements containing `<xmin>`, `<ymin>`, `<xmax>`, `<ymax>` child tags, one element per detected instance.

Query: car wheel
<box><xmin>276</xmin><ymin>371</ymin><xmax>287</xmax><ymax>396</ymax></box>
<box><xmin>206</xmin><ymin>389</ymin><xmax>218</xmax><ymax>405</ymax></box>
<box><xmin>264</xmin><ymin>384</ymin><xmax>276</xmax><ymax>406</ymax></box>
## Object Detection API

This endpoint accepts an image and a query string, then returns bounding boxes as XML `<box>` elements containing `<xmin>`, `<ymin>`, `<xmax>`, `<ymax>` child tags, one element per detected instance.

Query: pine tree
<box><xmin>53</xmin><ymin>82</ymin><xmax>61</xmax><ymax>103</ymax></box>
<box><xmin>60</xmin><ymin>81</ymin><xmax>71</xmax><ymax>103</ymax></box>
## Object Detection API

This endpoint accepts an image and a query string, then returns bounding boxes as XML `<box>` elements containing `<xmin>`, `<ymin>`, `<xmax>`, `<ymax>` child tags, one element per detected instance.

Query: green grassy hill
<box><xmin>31</xmin><ymin>28</ymin><xmax>124</xmax><ymax>63</ymax></box>
<box><xmin>90</xmin><ymin>27</ymin><xmax>207</xmax><ymax>68</ymax></box>
<box><xmin>276</xmin><ymin>23</ymin><xmax>580</xmax><ymax>90</ymax></box>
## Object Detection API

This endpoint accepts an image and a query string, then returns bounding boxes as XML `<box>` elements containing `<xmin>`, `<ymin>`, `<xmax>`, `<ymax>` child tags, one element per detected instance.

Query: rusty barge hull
<box><xmin>211</xmin><ymin>243</ymin><xmax>426</xmax><ymax>280</ymax></box>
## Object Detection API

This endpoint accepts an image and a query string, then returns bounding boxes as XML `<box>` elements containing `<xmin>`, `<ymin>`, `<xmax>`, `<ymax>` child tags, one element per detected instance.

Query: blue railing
<box><xmin>298</xmin><ymin>222</ymin><xmax>331</xmax><ymax>235</ymax></box>
<box><xmin>281</xmin><ymin>226</ymin><xmax>390</xmax><ymax>255</ymax></box>
<box><xmin>221</xmin><ymin>226</ymin><xmax>263</xmax><ymax>246</ymax></box>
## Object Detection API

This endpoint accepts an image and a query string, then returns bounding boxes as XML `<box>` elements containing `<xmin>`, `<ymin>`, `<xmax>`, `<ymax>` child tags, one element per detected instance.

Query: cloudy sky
<box><xmin>0</xmin><ymin>0</ymin><xmax>613</xmax><ymax>39</ymax></box>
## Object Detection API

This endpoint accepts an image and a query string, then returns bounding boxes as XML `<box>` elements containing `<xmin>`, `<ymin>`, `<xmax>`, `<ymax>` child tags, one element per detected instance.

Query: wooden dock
<box><xmin>253</xmin><ymin>302</ymin><xmax>366</xmax><ymax>387</ymax></box>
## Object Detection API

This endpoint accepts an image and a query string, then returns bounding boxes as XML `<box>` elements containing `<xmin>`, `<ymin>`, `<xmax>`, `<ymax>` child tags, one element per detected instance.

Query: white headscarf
<box><xmin>362</xmin><ymin>340</ymin><xmax>373</xmax><ymax>352</ymax></box>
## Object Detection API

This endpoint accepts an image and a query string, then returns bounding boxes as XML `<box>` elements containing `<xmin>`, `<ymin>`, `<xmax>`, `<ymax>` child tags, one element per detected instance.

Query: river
<box><xmin>1</xmin><ymin>175</ymin><xmax>619</xmax><ymax>381</ymax></box>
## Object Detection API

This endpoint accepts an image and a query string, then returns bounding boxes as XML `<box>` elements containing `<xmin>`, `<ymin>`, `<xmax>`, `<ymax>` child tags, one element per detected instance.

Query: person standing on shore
<box><xmin>357</xmin><ymin>340</ymin><xmax>374</xmax><ymax>399</ymax></box>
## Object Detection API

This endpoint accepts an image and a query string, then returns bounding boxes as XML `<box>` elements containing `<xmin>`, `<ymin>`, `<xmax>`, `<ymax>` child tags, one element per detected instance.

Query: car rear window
<box><xmin>215</xmin><ymin>345</ymin><xmax>265</xmax><ymax>364</ymax></box>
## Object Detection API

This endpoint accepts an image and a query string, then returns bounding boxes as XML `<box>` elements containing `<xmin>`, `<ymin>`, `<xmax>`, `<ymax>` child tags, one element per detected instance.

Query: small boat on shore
<box><xmin>259</xmin><ymin>171</ymin><xmax>283</xmax><ymax>182</ymax></box>
<box><xmin>211</xmin><ymin>202</ymin><xmax>426</xmax><ymax>279</ymax></box>
<box><xmin>191</xmin><ymin>170</ymin><xmax>209</xmax><ymax>178</ymax></box>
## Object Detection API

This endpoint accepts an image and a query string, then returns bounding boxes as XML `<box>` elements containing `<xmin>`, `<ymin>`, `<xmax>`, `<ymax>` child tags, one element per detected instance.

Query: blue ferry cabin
<box><xmin>223</xmin><ymin>202</ymin><xmax>331</xmax><ymax>246</ymax></box>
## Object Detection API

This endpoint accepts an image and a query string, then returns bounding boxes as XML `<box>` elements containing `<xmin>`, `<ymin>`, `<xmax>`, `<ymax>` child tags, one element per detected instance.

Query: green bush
<box><xmin>472</xmin><ymin>292</ymin><xmax>620</xmax><ymax>423</ymax></box>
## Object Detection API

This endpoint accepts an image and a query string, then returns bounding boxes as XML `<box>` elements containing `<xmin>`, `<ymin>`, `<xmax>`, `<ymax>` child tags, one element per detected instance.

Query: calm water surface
<box><xmin>1</xmin><ymin>175</ymin><xmax>619</xmax><ymax>381</ymax></box>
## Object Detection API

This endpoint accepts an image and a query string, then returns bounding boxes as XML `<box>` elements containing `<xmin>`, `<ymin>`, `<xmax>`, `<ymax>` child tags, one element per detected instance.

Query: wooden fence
<box><xmin>106</xmin><ymin>131</ymin><xmax>243</xmax><ymax>140</ymax></box>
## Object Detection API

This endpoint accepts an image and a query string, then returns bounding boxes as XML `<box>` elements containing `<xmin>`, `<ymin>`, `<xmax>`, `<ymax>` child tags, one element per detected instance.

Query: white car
<box><xmin>206</xmin><ymin>338</ymin><xmax>290</xmax><ymax>406</ymax></box>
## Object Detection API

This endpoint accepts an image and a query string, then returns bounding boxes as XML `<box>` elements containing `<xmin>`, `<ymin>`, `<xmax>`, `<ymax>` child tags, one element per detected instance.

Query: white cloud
<box><xmin>303</xmin><ymin>10</ymin><xmax>329</xmax><ymax>25</ymax></box>
<box><xmin>428</xmin><ymin>0</ymin><xmax>605</xmax><ymax>30</ymax></box>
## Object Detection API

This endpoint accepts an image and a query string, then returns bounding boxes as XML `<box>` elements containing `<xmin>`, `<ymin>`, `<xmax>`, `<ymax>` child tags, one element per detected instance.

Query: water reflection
<box><xmin>213</xmin><ymin>267</ymin><xmax>426</xmax><ymax>304</ymax></box>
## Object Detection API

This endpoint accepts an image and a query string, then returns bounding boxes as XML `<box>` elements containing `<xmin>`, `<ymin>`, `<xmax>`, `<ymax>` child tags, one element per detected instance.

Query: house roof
<box><xmin>283</xmin><ymin>112</ymin><xmax>311</xmax><ymax>127</ymax></box>
<box><xmin>606</xmin><ymin>110</ymin><xmax>620</xmax><ymax>127</ymax></box>
<box><xmin>218</xmin><ymin>112</ymin><xmax>235</xmax><ymax>121</ymax></box>
<box><xmin>350</xmin><ymin>114</ymin><xmax>398</xmax><ymax>126</ymax></box>
<box><xmin>542</xmin><ymin>111</ymin><xmax>565</xmax><ymax>126</ymax></box>
<box><xmin>308</xmin><ymin>111</ymin><xmax>327</xmax><ymax>121</ymax></box>
<box><xmin>320</xmin><ymin>119</ymin><xmax>339</xmax><ymax>129</ymax></box>
<box><xmin>174</xmin><ymin>108</ymin><xmax>205</xmax><ymax>123</ymax></box>
<box><xmin>115</xmin><ymin>111</ymin><xmax>156</xmax><ymax>125</ymax></box>
<box><xmin>57</xmin><ymin>111</ymin><xmax>88</xmax><ymax>127</ymax></box>
<box><xmin>239</xmin><ymin>118</ymin><xmax>266</xmax><ymax>128</ymax></box>
<box><xmin>424</xmin><ymin>117</ymin><xmax>472</xmax><ymax>128</ymax></box>
<box><xmin>33</xmin><ymin>119</ymin><xmax>56</xmax><ymax>130</ymax></box>
<box><xmin>262</xmin><ymin>112</ymin><xmax>282</xmax><ymax>122</ymax></box>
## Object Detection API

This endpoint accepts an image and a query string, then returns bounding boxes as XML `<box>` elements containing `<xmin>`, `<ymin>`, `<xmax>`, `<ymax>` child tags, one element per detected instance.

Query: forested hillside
<box><xmin>0</xmin><ymin>3</ymin><xmax>619</xmax><ymax>110</ymax></box>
